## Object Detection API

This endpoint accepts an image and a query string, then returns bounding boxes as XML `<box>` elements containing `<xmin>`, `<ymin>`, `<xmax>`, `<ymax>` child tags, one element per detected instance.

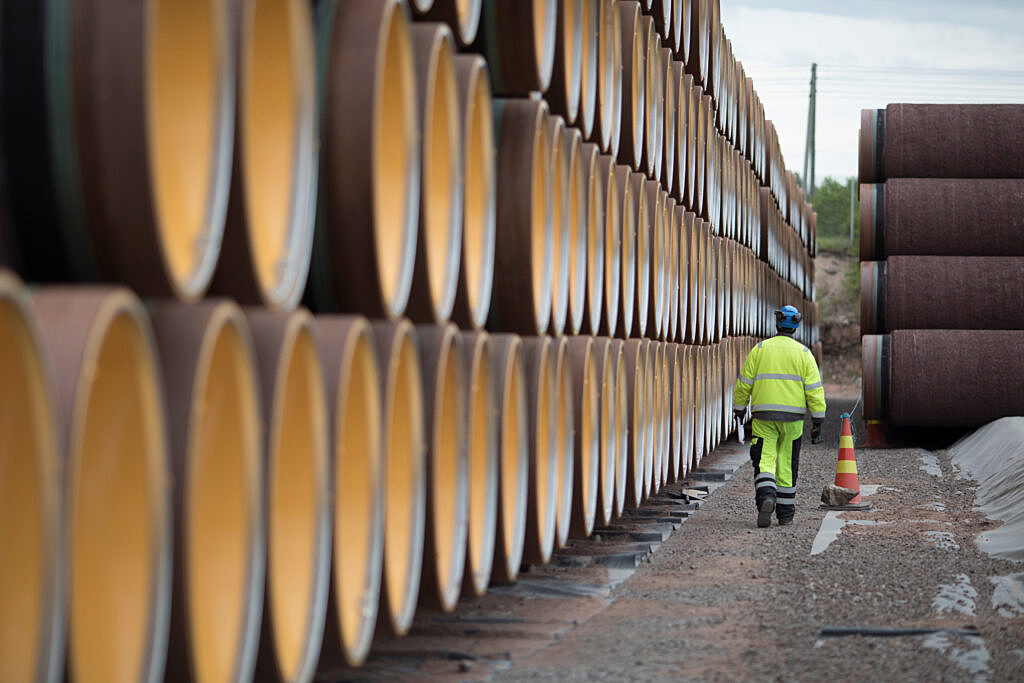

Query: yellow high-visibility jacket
<box><xmin>733</xmin><ymin>334</ymin><xmax>826</xmax><ymax>422</ymax></box>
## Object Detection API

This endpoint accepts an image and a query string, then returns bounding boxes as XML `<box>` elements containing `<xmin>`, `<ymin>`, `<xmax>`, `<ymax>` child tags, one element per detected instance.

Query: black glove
<box><xmin>811</xmin><ymin>420</ymin><xmax>823</xmax><ymax>444</ymax></box>
<box><xmin>734</xmin><ymin>408</ymin><xmax>746</xmax><ymax>423</ymax></box>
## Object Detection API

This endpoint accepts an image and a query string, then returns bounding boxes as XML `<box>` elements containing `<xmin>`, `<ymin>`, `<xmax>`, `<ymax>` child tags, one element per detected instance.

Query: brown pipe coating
<box><xmin>520</xmin><ymin>336</ymin><xmax>558</xmax><ymax>565</ymax></box>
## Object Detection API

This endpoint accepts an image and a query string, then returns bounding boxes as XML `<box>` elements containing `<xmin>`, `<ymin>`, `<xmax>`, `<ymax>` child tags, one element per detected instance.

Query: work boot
<box><xmin>757</xmin><ymin>498</ymin><xmax>775</xmax><ymax>528</ymax></box>
<box><xmin>777</xmin><ymin>516</ymin><xmax>794</xmax><ymax>526</ymax></box>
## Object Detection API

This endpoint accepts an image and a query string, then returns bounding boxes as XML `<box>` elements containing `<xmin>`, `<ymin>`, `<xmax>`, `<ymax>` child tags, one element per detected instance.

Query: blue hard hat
<box><xmin>775</xmin><ymin>305</ymin><xmax>802</xmax><ymax>331</ymax></box>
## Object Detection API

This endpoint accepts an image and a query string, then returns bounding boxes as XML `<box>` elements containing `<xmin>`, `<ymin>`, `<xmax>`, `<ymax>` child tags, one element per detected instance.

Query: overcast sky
<box><xmin>721</xmin><ymin>0</ymin><xmax>1024</xmax><ymax>184</ymax></box>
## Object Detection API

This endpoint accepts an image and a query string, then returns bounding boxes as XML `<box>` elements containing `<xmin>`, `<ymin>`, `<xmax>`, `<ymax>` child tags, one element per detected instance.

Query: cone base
<box><xmin>819</xmin><ymin>502</ymin><xmax>873</xmax><ymax>511</ymax></box>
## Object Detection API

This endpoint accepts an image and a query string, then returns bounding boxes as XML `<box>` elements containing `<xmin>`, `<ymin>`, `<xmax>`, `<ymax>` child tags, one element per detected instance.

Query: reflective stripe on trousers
<box><xmin>748</xmin><ymin>418</ymin><xmax>803</xmax><ymax>517</ymax></box>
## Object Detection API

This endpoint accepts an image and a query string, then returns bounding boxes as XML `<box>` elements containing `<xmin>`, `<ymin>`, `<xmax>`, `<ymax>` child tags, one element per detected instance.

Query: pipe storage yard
<box><xmin>0</xmin><ymin>0</ymin><xmax>825</xmax><ymax>680</ymax></box>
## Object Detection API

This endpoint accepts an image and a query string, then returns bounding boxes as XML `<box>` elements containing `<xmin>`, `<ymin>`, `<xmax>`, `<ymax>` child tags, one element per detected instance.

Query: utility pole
<box><xmin>849</xmin><ymin>178</ymin><xmax>856</xmax><ymax>243</ymax></box>
<box><xmin>803</xmin><ymin>63</ymin><xmax>817</xmax><ymax>198</ymax></box>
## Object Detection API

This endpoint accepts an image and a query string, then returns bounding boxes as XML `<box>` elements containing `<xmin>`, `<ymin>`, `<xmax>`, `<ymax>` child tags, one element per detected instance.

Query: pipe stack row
<box><xmin>858</xmin><ymin>103</ymin><xmax>1024</xmax><ymax>428</ymax></box>
<box><xmin>0</xmin><ymin>1</ymin><xmax>817</xmax><ymax>680</ymax></box>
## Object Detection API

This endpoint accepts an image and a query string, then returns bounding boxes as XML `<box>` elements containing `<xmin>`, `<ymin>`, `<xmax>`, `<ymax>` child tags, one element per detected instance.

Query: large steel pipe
<box><xmin>616</xmin><ymin>1</ymin><xmax>646</xmax><ymax>170</ymax></box>
<box><xmin>553</xmin><ymin>337</ymin><xmax>576</xmax><ymax>547</ymax></box>
<box><xmin>649</xmin><ymin>343</ymin><xmax>664</xmax><ymax>493</ymax></box>
<box><xmin>859</xmin><ymin>104</ymin><xmax>1024</xmax><ymax>183</ymax></box>
<box><xmin>520</xmin><ymin>336</ymin><xmax>558</xmax><ymax>565</ymax></box>
<box><xmin>150</xmin><ymin>301</ymin><xmax>264</xmax><ymax>683</ymax></box>
<box><xmin>458</xmin><ymin>331</ymin><xmax>499</xmax><ymax>595</ymax></box>
<box><xmin>641</xmin><ymin>16</ymin><xmax>663</xmax><ymax>181</ymax></box>
<box><xmin>31</xmin><ymin>286</ymin><xmax>172</xmax><ymax>683</ymax></box>
<box><xmin>565</xmin><ymin>128</ymin><xmax>589</xmax><ymax>335</ymax></box>
<box><xmin>669</xmin><ymin>344</ymin><xmax>682</xmax><ymax>480</ymax></box>
<box><xmin>589</xmin><ymin>0</ymin><xmax>622</xmax><ymax>155</ymax></box>
<box><xmin>631</xmin><ymin>172</ymin><xmax>651</xmax><ymax>337</ymax></box>
<box><xmin>623</xmin><ymin>339</ymin><xmax>647</xmax><ymax>508</ymax></box>
<box><xmin>615</xmin><ymin>166</ymin><xmax>637</xmax><ymax>338</ymax></box>
<box><xmin>313</xmin><ymin>316</ymin><xmax>384</xmax><ymax>668</ymax></box>
<box><xmin>490</xmin><ymin>98</ymin><xmax>554</xmax><ymax>335</ymax></box>
<box><xmin>860</xmin><ymin>257</ymin><xmax>1024</xmax><ymax>334</ymax></box>
<box><xmin>610</xmin><ymin>340</ymin><xmax>629</xmax><ymax>517</ymax></box>
<box><xmin>686</xmin><ymin>0</ymin><xmax>710</xmax><ymax>87</ymax></box>
<box><xmin>451</xmin><ymin>55</ymin><xmax>497</xmax><ymax>330</ymax></box>
<box><xmin>416</xmin><ymin>324</ymin><xmax>469</xmax><ymax>613</ymax></box>
<box><xmin>577</xmin><ymin>0</ymin><xmax>599</xmax><ymax>138</ymax></box>
<box><xmin>668</xmin><ymin>200</ymin><xmax>680</xmax><ymax>342</ymax></box>
<box><xmin>591</xmin><ymin>337</ymin><xmax>617</xmax><ymax>526</ymax></box>
<box><xmin>859</xmin><ymin>179</ymin><xmax>1024</xmax><ymax>261</ymax></box>
<box><xmin>406</xmin><ymin>24</ymin><xmax>464</xmax><ymax>325</ymax></box>
<box><xmin>212</xmin><ymin>0</ymin><xmax>317</xmax><ymax>310</ymax></box>
<box><xmin>0</xmin><ymin>273</ymin><xmax>61</xmax><ymax>683</ymax></box>
<box><xmin>309</xmin><ymin>0</ymin><xmax>419</xmax><ymax>319</ymax></box>
<box><xmin>371</xmin><ymin>320</ymin><xmax>426</xmax><ymax>636</ymax></box>
<box><xmin>662</xmin><ymin>55</ymin><xmax>679</xmax><ymax>195</ymax></box>
<box><xmin>246</xmin><ymin>309</ymin><xmax>330</xmax><ymax>680</ymax></box>
<box><xmin>596</xmin><ymin>156</ymin><xmax>621</xmax><ymax>336</ymax></box>
<box><xmin>676</xmin><ymin>72</ymin><xmax>694</xmax><ymax>205</ymax></box>
<box><xmin>489</xmin><ymin>335</ymin><xmax>529</xmax><ymax>581</ymax></box>
<box><xmin>549</xmin><ymin>116</ymin><xmax>571</xmax><ymax>335</ymax></box>
<box><xmin>547</xmin><ymin>0</ymin><xmax>584</xmax><ymax>125</ymax></box>
<box><xmin>581</xmin><ymin>144</ymin><xmax>607</xmax><ymax>335</ymax></box>
<box><xmin>645</xmin><ymin>181</ymin><xmax>665</xmax><ymax>339</ymax></box>
<box><xmin>863</xmin><ymin>331</ymin><xmax>1024</xmax><ymax>428</ymax></box>
<box><xmin>420</xmin><ymin>0</ymin><xmax>484</xmax><ymax>46</ymax></box>
<box><xmin>477</xmin><ymin>0</ymin><xmax>557</xmax><ymax>95</ymax></box>
<box><xmin>642</xmin><ymin>340</ymin><xmax>656</xmax><ymax>498</ymax></box>
<box><xmin>566</xmin><ymin>337</ymin><xmax>599</xmax><ymax>537</ymax></box>
<box><xmin>4</xmin><ymin>0</ymin><xmax>234</xmax><ymax>300</ymax></box>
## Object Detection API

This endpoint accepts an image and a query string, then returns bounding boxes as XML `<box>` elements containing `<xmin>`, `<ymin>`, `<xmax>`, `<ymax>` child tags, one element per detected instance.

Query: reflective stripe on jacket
<box><xmin>733</xmin><ymin>334</ymin><xmax>827</xmax><ymax>422</ymax></box>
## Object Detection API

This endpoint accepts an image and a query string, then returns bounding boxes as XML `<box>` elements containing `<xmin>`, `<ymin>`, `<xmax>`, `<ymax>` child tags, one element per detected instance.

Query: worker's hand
<box><xmin>733</xmin><ymin>408</ymin><xmax>746</xmax><ymax>423</ymax></box>
<box><xmin>811</xmin><ymin>420</ymin><xmax>823</xmax><ymax>444</ymax></box>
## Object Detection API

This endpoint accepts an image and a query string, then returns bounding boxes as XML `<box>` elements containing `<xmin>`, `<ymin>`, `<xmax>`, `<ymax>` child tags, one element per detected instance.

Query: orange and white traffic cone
<box><xmin>824</xmin><ymin>413</ymin><xmax>872</xmax><ymax>510</ymax></box>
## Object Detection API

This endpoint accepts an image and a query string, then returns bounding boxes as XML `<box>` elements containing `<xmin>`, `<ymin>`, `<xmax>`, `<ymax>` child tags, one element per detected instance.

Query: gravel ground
<box><xmin>490</xmin><ymin>397</ymin><xmax>1024</xmax><ymax>682</ymax></box>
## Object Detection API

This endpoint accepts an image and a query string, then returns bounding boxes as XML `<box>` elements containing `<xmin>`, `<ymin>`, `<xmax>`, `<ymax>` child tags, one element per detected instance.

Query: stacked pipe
<box><xmin>859</xmin><ymin>103</ymin><xmax>1024</xmax><ymax>428</ymax></box>
<box><xmin>0</xmin><ymin>0</ymin><xmax>817</xmax><ymax>679</ymax></box>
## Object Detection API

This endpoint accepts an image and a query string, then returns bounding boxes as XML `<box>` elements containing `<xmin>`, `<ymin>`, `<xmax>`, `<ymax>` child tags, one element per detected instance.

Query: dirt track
<box><xmin>326</xmin><ymin>396</ymin><xmax>1024</xmax><ymax>681</ymax></box>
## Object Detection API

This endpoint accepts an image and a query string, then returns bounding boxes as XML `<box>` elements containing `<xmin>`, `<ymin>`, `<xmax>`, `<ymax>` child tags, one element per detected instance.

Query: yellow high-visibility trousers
<box><xmin>749</xmin><ymin>418</ymin><xmax>803</xmax><ymax>519</ymax></box>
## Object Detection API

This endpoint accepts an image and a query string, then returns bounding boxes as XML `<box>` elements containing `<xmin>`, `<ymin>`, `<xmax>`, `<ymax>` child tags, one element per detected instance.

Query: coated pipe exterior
<box><xmin>861</xmin><ymin>257</ymin><xmax>1024</xmax><ymax>334</ymax></box>
<box><xmin>477</xmin><ymin>0</ymin><xmax>557</xmax><ymax>94</ymax></box>
<box><xmin>863</xmin><ymin>331</ymin><xmax>1024</xmax><ymax>428</ymax></box>
<box><xmin>859</xmin><ymin>179</ymin><xmax>1024</xmax><ymax>260</ymax></box>
<box><xmin>860</xmin><ymin>104</ymin><xmax>1024</xmax><ymax>183</ymax></box>
<box><xmin>581</xmin><ymin>144</ymin><xmax>607</xmax><ymax>335</ymax></box>
<box><xmin>591</xmin><ymin>337</ymin><xmax>617</xmax><ymax>527</ymax></box>
<box><xmin>549</xmin><ymin>116</ymin><xmax>570</xmax><ymax>335</ymax></box>
<box><xmin>553</xmin><ymin>337</ymin><xmax>576</xmax><ymax>548</ymax></box>
<box><xmin>617</xmin><ymin>2</ymin><xmax>645</xmax><ymax>170</ymax></box>
<box><xmin>420</xmin><ymin>0</ymin><xmax>484</xmax><ymax>46</ymax></box>
<box><xmin>547</xmin><ymin>0</ymin><xmax>584</xmax><ymax>125</ymax></box>
<box><xmin>567</xmin><ymin>337</ymin><xmax>600</xmax><ymax>537</ymax></box>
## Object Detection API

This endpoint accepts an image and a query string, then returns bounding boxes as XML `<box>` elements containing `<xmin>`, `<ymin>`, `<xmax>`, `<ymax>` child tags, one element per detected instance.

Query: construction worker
<box><xmin>733</xmin><ymin>305</ymin><xmax>826</xmax><ymax>528</ymax></box>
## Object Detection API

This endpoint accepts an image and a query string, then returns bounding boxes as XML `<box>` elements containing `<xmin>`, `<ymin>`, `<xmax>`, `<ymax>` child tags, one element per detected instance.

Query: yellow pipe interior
<box><xmin>374</xmin><ymin>6</ymin><xmax>416</xmax><ymax>311</ymax></box>
<box><xmin>431</xmin><ymin>341</ymin><xmax>463</xmax><ymax>608</ymax></box>
<box><xmin>242</xmin><ymin>0</ymin><xmax>306</xmax><ymax>296</ymax></box>
<box><xmin>334</xmin><ymin>332</ymin><xmax>381</xmax><ymax>663</ymax></box>
<box><xmin>268</xmin><ymin>326</ymin><xmax>327</xmax><ymax>679</ymax></box>
<box><xmin>0</xmin><ymin>301</ymin><xmax>56</xmax><ymax>683</ymax></box>
<box><xmin>466</xmin><ymin>341</ymin><xmax>495</xmax><ymax>592</ymax></box>
<box><xmin>462</xmin><ymin>67</ymin><xmax>494</xmax><ymax>323</ymax></box>
<box><xmin>424</xmin><ymin>38</ymin><xmax>459</xmax><ymax>313</ymax></box>
<box><xmin>69</xmin><ymin>312</ymin><xmax>165</xmax><ymax>683</ymax></box>
<box><xmin>148</xmin><ymin>0</ymin><xmax>220</xmax><ymax>291</ymax></box>
<box><xmin>532</xmin><ymin>0</ymin><xmax>549</xmax><ymax>75</ymax></box>
<box><xmin>187</xmin><ymin>320</ymin><xmax>261</xmax><ymax>683</ymax></box>
<box><xmin>383</xmin><ymin>332</ymin><xmax>424</xmax><ymax>633</ymax></box>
